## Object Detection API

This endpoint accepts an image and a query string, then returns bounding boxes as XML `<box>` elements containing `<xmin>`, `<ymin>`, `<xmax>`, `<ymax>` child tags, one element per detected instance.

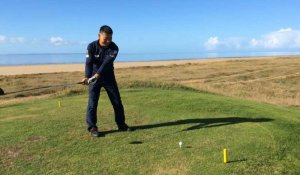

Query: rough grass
<box><xmin>116</xmin><ymin>56</ymin><xmax>300</xmax><ymax>107</ymax></box>
<box><xmin>1</xmin><ymin>56</ymin><xmax>299</xmax><ymax>106</ymax></box>
<box><xmin>0</xmin><ymin>87</ymin><xmax>300</xmax><ymax>174</ymax></box>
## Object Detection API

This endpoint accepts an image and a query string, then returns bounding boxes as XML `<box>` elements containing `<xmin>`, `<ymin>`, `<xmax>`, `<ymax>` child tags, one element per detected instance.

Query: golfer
<box><xmin>81</xmin><ymin>25</ymin><xmax>131</xmax><ymax>137</ymax></box>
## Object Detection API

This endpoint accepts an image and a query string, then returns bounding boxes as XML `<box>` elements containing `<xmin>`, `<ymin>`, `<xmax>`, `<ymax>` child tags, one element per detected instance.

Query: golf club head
<box><xmin>0</xmin><ymin>87</ymin><xmax>5</xmax><ymax>96</ymax></box>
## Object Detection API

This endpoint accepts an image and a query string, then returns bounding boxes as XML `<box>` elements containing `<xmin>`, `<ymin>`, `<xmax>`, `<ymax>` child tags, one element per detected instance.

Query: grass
<box><xmin>116</xmin><ymin>56</ymin><xmax>300</xmax><ymax>106</ymax></box>
<box><xmin>1</xmin><ymin>87</ymin><xmax>300</xmax><ymax>174</ymax></box>
<box><xmin>1</xmin><ymin>56</ymin><xmax>299</xmax><ymax>106</ymax></box>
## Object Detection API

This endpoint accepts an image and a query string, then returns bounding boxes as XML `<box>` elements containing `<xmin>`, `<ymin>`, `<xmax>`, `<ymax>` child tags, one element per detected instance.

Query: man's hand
<box><xmin>80</xmin><ymin>74</ymin><xmax>100</xmax><ymax>85</ymax></box>
<box><xmin>93</xmin><ymin>73</ymin><xmax>100</xmax><ymax>79</ymax></box>
<box><xmin>88</xmin><ymin>77</ymin><xmax>97</xmax><ymax>85</ymax></box>
<box><xmin>88</xmin><ymin>73</ymin><xmax>101</xmax><ymax>85</ymax></box>
<box><xmin>80</xmin><ymin>78</ymin><xmax>89</xmax><ymax>85</ymax></box>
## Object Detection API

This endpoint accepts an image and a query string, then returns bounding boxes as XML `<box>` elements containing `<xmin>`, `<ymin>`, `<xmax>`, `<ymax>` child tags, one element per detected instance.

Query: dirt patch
<box><xmin>0</xmin><ymin>135</ymin><xmax>47</xmax><ymax>168</ymax></box>
<box><xmin>0</xmin><ymin>94</ymin><xmax>52</xmax><ymax>106</ymax></box>
<box><xmin>153</xmin><ymin>165</ymin><xmax>188</xmax><ymax>175</ymax></box>
<box><xmin>133</xmin><ymin>119</ymin><xmax>145</xmax><ymax>125</ymax></box>
<box><xmin>25</xmin><ymin>136</ymin><xmax>47</xmax><ymax>143</ymax></box>
<box><xmin>5</xmin><ymin>149</ymin><xmax>20</xmax><ymax>158</ymax></box>
<box><xmin>0</xmin><ymin>114</ymin><xmax>37</xmax><ymax>122</ymax></box>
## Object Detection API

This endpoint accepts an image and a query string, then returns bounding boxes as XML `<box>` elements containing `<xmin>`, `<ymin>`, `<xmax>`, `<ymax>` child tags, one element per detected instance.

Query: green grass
<box><xmin>0</xmin><ymin>87</ymin><xmax>299</xmax><ymax>175</ymax></box>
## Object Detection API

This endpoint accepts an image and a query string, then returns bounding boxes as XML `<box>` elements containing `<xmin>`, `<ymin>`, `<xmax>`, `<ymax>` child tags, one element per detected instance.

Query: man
<box><xmin>81</xmin><ymin>25</ymin><xmax>131</xmax><ymax>137</ymax></box>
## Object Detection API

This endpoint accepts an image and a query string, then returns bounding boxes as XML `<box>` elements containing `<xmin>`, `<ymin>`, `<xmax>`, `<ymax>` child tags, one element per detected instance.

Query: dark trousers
<box><xmin>86</xmin><ymin>74</ymin><xmax>125</xmax><ymax>131</ymax></box>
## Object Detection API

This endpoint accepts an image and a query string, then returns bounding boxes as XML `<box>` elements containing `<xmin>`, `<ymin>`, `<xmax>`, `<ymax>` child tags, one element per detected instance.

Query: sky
<box><xmin>0</xmin><ymin>0</ymin><xmax>300</xmax><ymax>54</ymax></box>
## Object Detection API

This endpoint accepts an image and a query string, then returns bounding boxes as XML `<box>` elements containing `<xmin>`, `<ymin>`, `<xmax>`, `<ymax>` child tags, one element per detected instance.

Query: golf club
<box><xmin>0</xmin><ymin>81</ymin><xmax>85</xmax><ymax>96</ymax></box>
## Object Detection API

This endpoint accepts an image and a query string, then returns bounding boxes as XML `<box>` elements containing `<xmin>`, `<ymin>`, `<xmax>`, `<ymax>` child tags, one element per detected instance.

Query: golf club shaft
<box><xmin>1</xmin><ymin>81</ymin><xmax>85</xmax><ymax>96</ymax></box>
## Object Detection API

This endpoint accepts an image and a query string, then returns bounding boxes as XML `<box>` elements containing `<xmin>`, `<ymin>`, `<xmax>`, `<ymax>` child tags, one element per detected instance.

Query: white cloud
<box><xmin>9</xmin><ymin>37</ymin><xmax>25</xmax><ymax>44</ymax></box>
<box><xmin>0</xmin><ymin>35</ymin><xmax>25</xmax><ymax>44</ymax></box>
<box><xmin>223</xmin><ymin>37</ymin><xmax>246</xmax><ymax>49</ymax></box>
<box><xmin>250</xmin><ymin>38</ymin><xmax>258</xmax><ymax>47</ymax></box>
<box><xmin>0</xmin><ymin>35</ymin><xmax>6</xmax><ymax>44</ymax></box>
<box><xmin>204</xmin><ymin>28</ymin><xmax>300</xmax><ymax>50</ymax></box>
<box><xmin>250</xmin><ymin>28</ymin><xmax>300</xmax><ymax>49</ymax></box>
<box><xmin>0</xmin><ymin>35</ymin><xmax>80</xmax><ymax>47</ymax></box>
<box><xmin>49</xmin><ymin>37</ymin><xmax>64</xmax><ymax>46</ymax></box>
<box><xmin>204</xmin><ymin>36</ymin><xmax>219</xmax><ymax>50</ymax></box>
<box><xmin>204</xmin><ymin>36</ymin><xmax>246</xmax><ymax>50</ymax></box>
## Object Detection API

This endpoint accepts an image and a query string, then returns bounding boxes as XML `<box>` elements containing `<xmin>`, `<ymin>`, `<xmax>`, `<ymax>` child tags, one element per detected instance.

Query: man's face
<box><xmin>99</xmin><ymin>32</ymin><xmax>112</xmax><ymax>47</ymax></box>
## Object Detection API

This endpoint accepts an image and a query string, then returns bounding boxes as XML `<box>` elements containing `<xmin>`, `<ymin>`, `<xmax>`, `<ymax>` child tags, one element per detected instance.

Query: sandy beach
<box><xmin>0</xmin><ymin>57</ymin><xmax>270</xmax><ymax>75</ymax></box>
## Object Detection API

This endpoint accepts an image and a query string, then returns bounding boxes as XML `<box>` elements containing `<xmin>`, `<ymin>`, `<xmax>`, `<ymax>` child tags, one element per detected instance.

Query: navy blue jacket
<box><xmin>85</xmin><ymin>40</ymin><xmax>119</xmax><ymax>78</ymax></box>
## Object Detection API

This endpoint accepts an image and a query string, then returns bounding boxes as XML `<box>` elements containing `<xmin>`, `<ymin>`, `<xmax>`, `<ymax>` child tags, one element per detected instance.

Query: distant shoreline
<box><xmin>1</xmin><ymin>52</ymin><xmax>300</xmax><ymax>66</ymax></box>
<box><xmin>0</xmin><ymin>55</ymin><xmax>289</xmax><ymax>66</ymax></box>
<box><xmin>0</xmin><ymin>56</ymin><xmax>298</xmax><ymax>75</ymax></box>
<box><xmin>2</xmin><ymin>54</ymin><xmax>300</xmax><ymax>67</ymax></box>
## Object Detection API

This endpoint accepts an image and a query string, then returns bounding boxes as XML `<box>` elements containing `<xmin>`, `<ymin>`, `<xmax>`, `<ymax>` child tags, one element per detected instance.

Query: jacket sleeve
<box><xmin>85</xmin><ymin>45</ymin><xmax>93</xmax><ymax>78</ymax></box>
<box><xmin>96</xmin><ymin>48</ymin><xmax>118</xmax><ymax>75</ymax></box>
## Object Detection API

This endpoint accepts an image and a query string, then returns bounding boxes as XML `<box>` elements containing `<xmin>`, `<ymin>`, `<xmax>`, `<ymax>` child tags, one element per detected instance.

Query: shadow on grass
<box><xmin>101</xmin><ymin>117</ymin><xmax>273</xmax><ymax>135</ymax></box>
<box><xmin>228</xmin><ymin>159</ymin><xmax>247</xmax><ymax>163</ymax></box>
<box><xmin>131</xmin><ymin>117</ymin><xmax>273</xmax><ymax>131</ymax></box>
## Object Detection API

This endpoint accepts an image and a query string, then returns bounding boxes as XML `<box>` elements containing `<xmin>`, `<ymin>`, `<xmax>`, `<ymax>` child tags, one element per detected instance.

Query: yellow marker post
<box><xmin>58</xmin><ymin>101</ymin><xmax>61</xmax><ymax>108</ymax></box>
<box><xmin>223</xmin><ymin>149</ymin><xmax>228</xmax><ymax>163</ymax></box>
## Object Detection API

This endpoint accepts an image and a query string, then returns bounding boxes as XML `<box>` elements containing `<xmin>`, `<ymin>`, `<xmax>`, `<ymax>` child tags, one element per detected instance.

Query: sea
<box><xmin>0</xmin><ymin>51</ymin><xmax>299</xmax><ymax>66</ymax></box>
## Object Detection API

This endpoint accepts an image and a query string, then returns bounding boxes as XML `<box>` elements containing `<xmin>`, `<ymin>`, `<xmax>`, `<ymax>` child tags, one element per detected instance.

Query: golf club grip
<box><xmin>77</xmin><ymin>81</ymin><xmax>87</xmax><ymax>85</ymax></box>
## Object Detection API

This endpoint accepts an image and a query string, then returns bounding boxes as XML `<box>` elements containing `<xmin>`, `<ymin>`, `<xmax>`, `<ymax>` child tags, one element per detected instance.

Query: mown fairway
<box><xmin>1</xmin><ymin>87</ymin><xmax>299</xmax><ymax>174</ymax></box>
